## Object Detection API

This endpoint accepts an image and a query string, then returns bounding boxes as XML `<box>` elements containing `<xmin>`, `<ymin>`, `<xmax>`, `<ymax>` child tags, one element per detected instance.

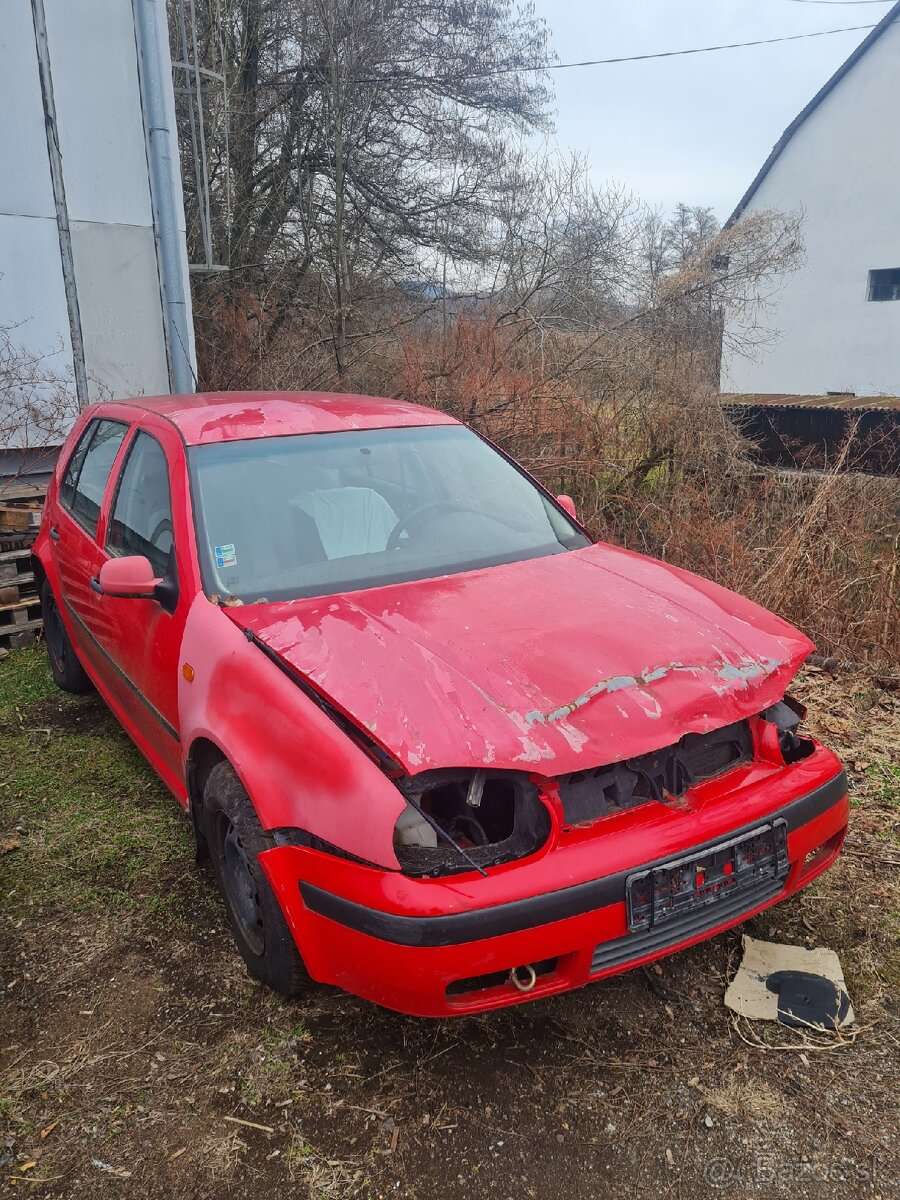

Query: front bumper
<box><xmin>260</xmin><ymin>748</ymin><xmax>848</xmax><ymax>1017</ymax></box>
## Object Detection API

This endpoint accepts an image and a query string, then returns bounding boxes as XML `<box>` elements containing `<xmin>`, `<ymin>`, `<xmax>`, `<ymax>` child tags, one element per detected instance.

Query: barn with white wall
<box><xmin>721</xmin><ymin>2</ymin><xmax>900</xmax><ymax>399</ymax></box>
<box><xmin>0</xmin><ymin>0</ymin><xmax>195</xmax><ymax>448</ymax></box>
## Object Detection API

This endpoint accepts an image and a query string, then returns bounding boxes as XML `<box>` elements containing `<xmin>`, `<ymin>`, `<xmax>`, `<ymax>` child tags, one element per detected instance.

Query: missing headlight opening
<box><xmin>394</xmin><ymin>770</ymin><xmax>552</xmax><ymax>877</ymax></box>
<box><xmin>393</xmin><ymin>699</ymin><xmax>816</xmax><ymax>874</ymax></box>
<box><xmin>761</xmin><ymin>696</ymin><xmax>816</xmax><ymax>763</ymax></box>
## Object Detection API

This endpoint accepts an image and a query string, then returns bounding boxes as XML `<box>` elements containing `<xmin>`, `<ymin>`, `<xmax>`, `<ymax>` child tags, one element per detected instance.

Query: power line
<box><xmin>536</xmin><ymin>23</ymin><xmax>881</xmax><ymax>74</ymax></box>
<box><xmin>350</xmin><ymin>22</ymin><xmax>884</xmax><ymax>84</ymax></box>
<box><xmin>786</xmin><ymin>2</ymin><xmax>891</xmax><ymax>7</ymax></box>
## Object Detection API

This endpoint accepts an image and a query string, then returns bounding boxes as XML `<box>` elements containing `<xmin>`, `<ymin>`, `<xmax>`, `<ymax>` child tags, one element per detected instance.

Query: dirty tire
<box><xmin>204</xmin><ymin>762</ymin><xmax>309</xmax><ymax>996</ymax></box>
<box><xmin>40</xmin><ymin>579</ymin><xmax>92</xmax><ymax>693</ymax></box>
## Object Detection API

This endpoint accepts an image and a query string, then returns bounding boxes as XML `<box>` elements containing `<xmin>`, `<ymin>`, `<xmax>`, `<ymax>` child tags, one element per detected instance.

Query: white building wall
<box><xmin>0</xmin><ymin>0</ymin><xmax>74</xmax><ymax>385</ymax></box>
<box><xmin>0</xmin><ymin>0</ymin><xmax>194</xmax><ymax>428</ymax></box>
<box><xmin>722</xmin><ymin>17</ymin><xmax>900</xmax><ymax>398</ymax></box>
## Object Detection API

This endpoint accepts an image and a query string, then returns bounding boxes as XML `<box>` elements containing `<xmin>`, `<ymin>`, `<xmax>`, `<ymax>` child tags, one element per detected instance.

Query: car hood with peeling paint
<box><xmin>228</xmin><ymin>543</ymin><xmax>814</xmax><ymax>777</ymax></box>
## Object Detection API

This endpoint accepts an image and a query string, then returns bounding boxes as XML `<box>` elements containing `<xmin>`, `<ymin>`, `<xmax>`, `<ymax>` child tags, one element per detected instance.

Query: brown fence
<box><xmin>722</xmin><ymin>404</ymin><xmax>900</xmax><ymax>476</ymax></box>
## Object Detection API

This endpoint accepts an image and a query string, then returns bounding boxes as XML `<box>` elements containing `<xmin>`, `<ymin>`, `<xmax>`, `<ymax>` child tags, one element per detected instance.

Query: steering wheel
<box><xmin>386</xmin><ymin>501</ymin><xmax>469</xmax><ymax>550</ymax></box>
<box><xmin>149</xmin><ymin>517</ymin><xmax>174</xmax><ymax>550</ymax></box>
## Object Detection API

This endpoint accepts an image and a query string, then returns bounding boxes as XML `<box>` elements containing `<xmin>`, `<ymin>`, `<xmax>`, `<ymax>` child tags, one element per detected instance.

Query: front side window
<box><xmin>189</xmin><ymin>424</ymin><xmax>589</xmax><ymax>603</ymax></box>
<box><xmin>59</xmin><ymin>418</ymin><xmax>128</xmax><ymax>537</ymax></box>
<box><xmin>107</xmin><ymin>432</ymin><xmax>175</xmax><ymax>578</ymax></box>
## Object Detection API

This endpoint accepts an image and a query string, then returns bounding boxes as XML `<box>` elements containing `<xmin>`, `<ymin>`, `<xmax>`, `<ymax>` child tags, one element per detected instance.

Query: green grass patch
<box><xmin>0</xmin><ymin>644</ymin><xmax>212</xmax><ymax>925</ymax></box>
<box><xmin>864</xmin><ymin>759</ymin><xmax>900</xmax><ymax>849</ymax></box>
<box><xmin>0</xmin><ymin>642</ymin><xmax>59</xmax><ymax>715</ymax></box>
<box><xmin>866</xmin><ymin>759</ymin><xmax>900</xmax><ymax>809</ymax></box>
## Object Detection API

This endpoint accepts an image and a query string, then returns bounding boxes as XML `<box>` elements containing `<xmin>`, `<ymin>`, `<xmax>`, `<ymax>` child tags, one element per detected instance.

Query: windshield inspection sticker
<box><xmin>214</xmin><ymin>543</ymin><xmax>237</xmax><ymax>569</ymax></box>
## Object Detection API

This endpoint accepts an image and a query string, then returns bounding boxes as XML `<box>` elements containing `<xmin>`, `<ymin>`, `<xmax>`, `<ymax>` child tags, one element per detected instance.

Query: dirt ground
<box><xmin>1</xmin><ymin>645</ymin><xmax>898</xmax><ymax>1199</ymax></box>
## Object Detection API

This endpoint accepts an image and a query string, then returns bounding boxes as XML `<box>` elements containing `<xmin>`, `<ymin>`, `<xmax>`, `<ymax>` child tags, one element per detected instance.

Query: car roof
<box><xmin>112</xmin><ymin>391</ymin><xmax>458</xmax><ymax>446</ymax></box>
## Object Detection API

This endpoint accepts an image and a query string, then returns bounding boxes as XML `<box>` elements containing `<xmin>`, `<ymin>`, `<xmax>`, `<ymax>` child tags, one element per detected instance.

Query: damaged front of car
<box><xmin>224</xmin><ymin>542</ymin><xmax>848</xmax><ymax>1017</ymax></box>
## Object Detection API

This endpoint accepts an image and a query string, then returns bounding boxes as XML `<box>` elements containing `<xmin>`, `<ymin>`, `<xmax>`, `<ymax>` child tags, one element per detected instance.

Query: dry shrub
<box><xmin>191</xmin><ymin>282</ymin><xmax>270</xmax><ymax>392</ymax></box>
<box><xmin>0</xmin><ymin>322</ymin><xmax>80</xmax><ymax>496</ymax></box>
<box><xmin>193</xmin><ymin>276</ymin><xmax>412</xmax><ymax>398</ymax></box>
<box><xmin>395</xmin><ymin>312</ymin><xmax>899</xmax><ymax>668</ymax></box>
<box><xmin>617</xmin><ymin>465</ymin><xmax>898</xmax><ymax>666</ymax></box>
<box><xmin>194</xmin><ymin>286</ymin><xmax>898</xmax><ymax>668</ymax></box>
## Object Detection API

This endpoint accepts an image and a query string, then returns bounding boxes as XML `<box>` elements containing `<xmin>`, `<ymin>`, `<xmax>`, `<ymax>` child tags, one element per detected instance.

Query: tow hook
<box><xmin>509</xmin><ymin>964</ymin><xmax>537</xmax><ymax>993</ymax></box>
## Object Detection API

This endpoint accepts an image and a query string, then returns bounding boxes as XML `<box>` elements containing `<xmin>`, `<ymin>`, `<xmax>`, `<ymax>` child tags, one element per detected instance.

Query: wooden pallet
<box><xmin>0</xmin><ymin>504</ymin><xmax>42</xmax><ymax>533</ymax></box>
<box><xmin>0</xmin><ymin>479</ymin><xmax>46</xmax><ymax>534</ymax></box>
<box><xmin>0</xmin><ymin>545</ymin><xmax>41</xmax><ymax>650</ymax></box>
<box><xmin>0</xmin><ymin>546</ymin><xmax>37</xmax><ymax>600</ymax></box>
<box><xmin>0</xmin><ymin>598</ymin><xmax>42</xmax><ymax>650</ymax></box>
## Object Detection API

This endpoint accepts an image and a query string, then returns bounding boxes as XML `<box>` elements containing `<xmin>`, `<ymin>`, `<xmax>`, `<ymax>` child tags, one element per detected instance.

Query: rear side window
<box><xmin>59</xmin><ymin>419</ymin><xmax>128</xmax><ymax>537</ymax></box>
<box><xmin>59</xmin><ymin>427</ymin><xmax>94</xmax><ymax>512</ymax></box>
<box><xmin>107</xmin><ymin>432</ymin><xmax>174</xmax><ymax>577</ymax></box>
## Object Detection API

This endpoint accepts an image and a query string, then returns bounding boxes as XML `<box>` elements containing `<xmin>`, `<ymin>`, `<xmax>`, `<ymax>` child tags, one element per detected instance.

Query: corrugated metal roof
<box><xmin>721</xmin><ymin>393</ymin><xmax>900</xmax><ymax>412</ymax></box>
<box><xmin>728</xmin><ymin>1</ymin><xmax>900</xmax><ymax>224</ymax></box>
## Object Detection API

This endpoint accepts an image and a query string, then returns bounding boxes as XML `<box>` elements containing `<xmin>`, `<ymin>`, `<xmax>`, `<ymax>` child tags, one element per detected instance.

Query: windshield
<box><xmin>189</xmin><ymin>425</ymin><xmax>589</xmax><ymax>602</ymax></box>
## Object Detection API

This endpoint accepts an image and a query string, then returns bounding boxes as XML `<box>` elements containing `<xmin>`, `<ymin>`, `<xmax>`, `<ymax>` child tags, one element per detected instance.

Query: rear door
<box><xmin>52</xmin><ymin>416</ymin><xmax>130</xmax><ymax>670</ymax></box>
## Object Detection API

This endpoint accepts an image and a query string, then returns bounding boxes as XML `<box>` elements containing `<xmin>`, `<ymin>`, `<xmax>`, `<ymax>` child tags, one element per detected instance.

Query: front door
<box><xmin>92</xmin><ymin>426</ymin><xmax>190</xmax><ymax>792</ymax></box>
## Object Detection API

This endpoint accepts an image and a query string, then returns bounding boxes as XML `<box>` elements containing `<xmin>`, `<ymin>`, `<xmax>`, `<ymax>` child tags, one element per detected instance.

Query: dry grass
<box><xmin>377</xmin><ymin>314</ymin><xmax>899</xmax><ymax>667</ymax></box>
<box><xmin>696</xmin><ymin>1076</ymin><xmax>786</xmax><ymax>1123</ymax></box>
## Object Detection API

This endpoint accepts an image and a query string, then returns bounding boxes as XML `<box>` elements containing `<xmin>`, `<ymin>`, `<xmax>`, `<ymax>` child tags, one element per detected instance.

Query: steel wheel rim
<box><xmin>216</xmin><ymin>814</ymin><xmax>265</xmax><ymax>956</ymax></box>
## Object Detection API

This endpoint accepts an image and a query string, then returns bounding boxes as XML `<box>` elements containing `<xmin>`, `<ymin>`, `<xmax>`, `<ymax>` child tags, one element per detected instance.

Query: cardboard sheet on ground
<box><xmin>725</xmin><ymin>935</ymin><xmax>854</xmax><ymax>1029</ymax></box>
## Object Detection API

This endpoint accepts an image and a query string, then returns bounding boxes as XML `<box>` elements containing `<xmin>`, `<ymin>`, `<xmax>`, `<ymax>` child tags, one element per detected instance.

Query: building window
<box><xmin>868</xmin><ymin>268</ymin><xmax>900</xmax><ymax>302</ymax></box>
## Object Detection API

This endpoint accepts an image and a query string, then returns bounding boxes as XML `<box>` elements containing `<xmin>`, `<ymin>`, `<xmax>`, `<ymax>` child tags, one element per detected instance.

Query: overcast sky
<box><xmin>529</xmin><ymin>0</ymin><xmax>892</xmax><ymax>220</ymax></box>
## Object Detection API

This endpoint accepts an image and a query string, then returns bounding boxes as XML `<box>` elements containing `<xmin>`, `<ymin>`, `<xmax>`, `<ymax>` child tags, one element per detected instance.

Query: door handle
<box><xmin>50</xmin><ymin>526</ymin><xmax>60</xmax><ymax>542</ymax></box>
<box><xmin>90</xmin><ymin>577</ymin><xmax>103</xmax><ymax>595</ymax></box>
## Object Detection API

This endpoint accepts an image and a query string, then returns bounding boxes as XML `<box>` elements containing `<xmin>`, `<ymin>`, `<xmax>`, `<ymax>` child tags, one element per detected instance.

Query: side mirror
<box><xmin>556</xmin><ymin>494</ymin><xmax>577</xmax><ymax>521</ymax></box>
<box><xmin>95</xmin><ymin>555</ymin><xmax>163</xmax><ymax>599</ymax></box>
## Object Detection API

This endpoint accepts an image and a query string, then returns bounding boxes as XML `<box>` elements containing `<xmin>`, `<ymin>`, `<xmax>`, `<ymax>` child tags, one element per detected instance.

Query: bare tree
<box><xmin>0</xmin><ymin>322</ymin><xmax>79</xmax><ymax>497</ymax></box>
<box><xmin>484</xmin><ymin>150</ymin><xmax>640</xmax><ymax>333</ymax></box>
<box><xmin>183</xmin><ymin>0</ymin><xmax>553</xmax><ymax>375</ymax></box>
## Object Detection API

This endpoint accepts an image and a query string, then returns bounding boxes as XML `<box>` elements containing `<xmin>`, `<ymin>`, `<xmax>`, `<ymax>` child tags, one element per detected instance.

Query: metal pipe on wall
<box><xmin>132</xmin><ymin>0</ymin><xmax>197</xmax><ymax>395</ymax></box>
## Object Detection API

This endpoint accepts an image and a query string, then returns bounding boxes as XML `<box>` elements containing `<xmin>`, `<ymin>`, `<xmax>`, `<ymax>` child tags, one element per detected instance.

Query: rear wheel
<box><xmin>204</xmin><ymin>762</ymin><xmax>309</xmax><ymax>996</ymax></box>
<box><xmin>40</xmin><ymin>580</ymin><xmax>92</xmax><ymax>693</ymax></box>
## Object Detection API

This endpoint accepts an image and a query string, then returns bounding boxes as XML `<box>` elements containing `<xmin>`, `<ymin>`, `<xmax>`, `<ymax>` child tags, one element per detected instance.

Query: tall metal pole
<box><xmin>132</xmin><ymin>0</ymin><xmax>197</xmax><ymax>394</ymax></box>
<box><xmin>30</xmin><ymin>0</ymin><xmax>90</xmax><ymax>409</ymax></box>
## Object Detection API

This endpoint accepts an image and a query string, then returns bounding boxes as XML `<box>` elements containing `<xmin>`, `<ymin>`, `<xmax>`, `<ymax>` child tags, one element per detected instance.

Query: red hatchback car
<box><xmin>34</xmin><ymin>392</ymin><xmax>848</xmax><ymax>1016</ymax></box>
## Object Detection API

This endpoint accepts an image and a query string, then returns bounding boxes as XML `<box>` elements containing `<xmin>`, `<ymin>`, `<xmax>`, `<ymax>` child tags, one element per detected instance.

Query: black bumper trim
<box><xmin>299</xmin><ymin>769</ymin><xmax>848</xmax><ymax>949</ymax></box>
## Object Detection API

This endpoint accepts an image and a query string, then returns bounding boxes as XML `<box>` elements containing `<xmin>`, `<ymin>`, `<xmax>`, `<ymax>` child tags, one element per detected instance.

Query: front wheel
<box><xmin>41</xmin><ymin>580</ymin><xmax>92</xmax><ymax>693</ymax></box>
<box><xmin>204</xmin><ymin>762</ymin><xmax>309</xmax><ymax>996</ymax></box>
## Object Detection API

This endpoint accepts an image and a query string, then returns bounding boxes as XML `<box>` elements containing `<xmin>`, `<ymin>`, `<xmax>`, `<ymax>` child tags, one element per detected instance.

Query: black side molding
<box><xmin>299</xmin><ymin>770</ymin><xmax>848</xmax><ymax>948</ymax></box>
<box><xmin>61</xmin><ymin>597</ymin><xmax>180</xmax><ymax>742</ymax></box>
